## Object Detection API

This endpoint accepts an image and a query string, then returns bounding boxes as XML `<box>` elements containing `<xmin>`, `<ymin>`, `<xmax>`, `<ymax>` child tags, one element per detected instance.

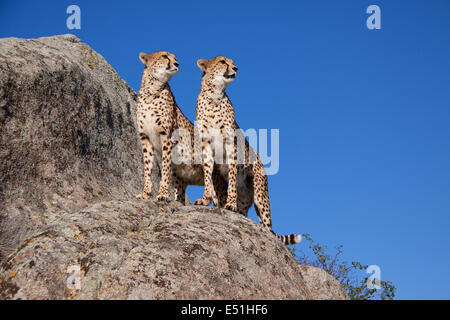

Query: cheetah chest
<box><xmin>139</xmin><ymin>116</ymin><xmax>163</xmax><ymax>153</ymax></box>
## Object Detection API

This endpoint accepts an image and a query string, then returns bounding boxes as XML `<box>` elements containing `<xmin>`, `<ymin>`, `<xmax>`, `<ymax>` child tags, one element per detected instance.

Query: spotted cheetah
<box><xmin>135</xmin><ymin>51</ymin><xmax>228</xmax><ymax>204</ymax></box>
<box><xmin>193</xmin><ymin>56</ymin><xmax>301</xmax><ymax>246</ymax></box>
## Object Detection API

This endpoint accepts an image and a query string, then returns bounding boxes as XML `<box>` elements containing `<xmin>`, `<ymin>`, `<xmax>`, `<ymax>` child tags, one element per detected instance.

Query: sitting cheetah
<box><xmin>135</xmin><ymin>51</ymin><xmax>227</xmax><ymax>204</ymax></box>
<box><xmin>193</xmin><ymin>56</ymin><xmax>301</xmax><ymax>246</ymax></box>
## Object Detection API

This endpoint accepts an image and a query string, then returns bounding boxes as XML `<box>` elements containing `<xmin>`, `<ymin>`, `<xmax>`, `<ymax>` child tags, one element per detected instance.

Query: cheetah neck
<box><xmin>200</xmin><ymin>82</ymin><xmax>228</xmax><ymax>103</ymax></box>
<box><xmin>139</xmin><ymin>69</ymin><xmax>169</xmax><ymax>98</ymax></box>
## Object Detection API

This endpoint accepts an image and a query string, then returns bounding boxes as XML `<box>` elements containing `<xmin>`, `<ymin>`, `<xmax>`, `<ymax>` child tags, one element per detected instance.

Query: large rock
<box><xmin>0</xmin><ymin>35</ymin><xmax>347</xmax><ymax>300</ymax></box>
<box><xmin>0</xmin><ymin>34</ymin><xmax>159</xmax><ymax>262</ymax></box>
<box><xmin>0</xmin><ymin>199</ymin><xmax>312</xmax><ymax>299</ymax></box>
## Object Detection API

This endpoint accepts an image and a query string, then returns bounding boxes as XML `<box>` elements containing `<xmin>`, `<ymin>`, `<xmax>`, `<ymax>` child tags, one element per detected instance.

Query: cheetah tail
<box><xmin>276</xmin><ymin>233</ymin><xmax>302</xmax><ymax>246</ymax></box>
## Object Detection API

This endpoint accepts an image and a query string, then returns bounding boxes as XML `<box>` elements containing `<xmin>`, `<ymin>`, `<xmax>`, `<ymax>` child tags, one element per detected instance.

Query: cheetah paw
<box><xmin>136</xmin><ymin>192</ymin><xmax>151</xmax><ymax>200</ymax></box>
<box><xmin>156</xmin><ymin>194</ymin><xmax>169</xmax><ymax>203</ymax></box>
<box><xmin>224</xmin><ymin>202</ymin><xmax>237</xmax><ymax>212</ymax></box>
<box><xmin>194</xmin><ymin>198</ymin><xmax>211</xmax><ymax>206</ymax></box>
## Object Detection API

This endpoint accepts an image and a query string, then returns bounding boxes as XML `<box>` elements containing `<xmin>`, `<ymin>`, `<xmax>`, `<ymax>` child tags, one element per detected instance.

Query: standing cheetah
<box><xmin>193</xmin><ymin>56</ymin><xmax>301</xmax><ymax>245</ymax></box>
<box><xmin>135</xmin><ymin>51</ymin><xmax>227</xmax><ymax>204</ymax></box>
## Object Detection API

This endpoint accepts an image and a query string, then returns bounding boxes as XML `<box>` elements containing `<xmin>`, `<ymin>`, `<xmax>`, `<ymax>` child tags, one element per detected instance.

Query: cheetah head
<box><xmin>197</xmin><ymin>56</ymin><xmax>238</xmax><ymax>87</ymax></box>
<box><xmin>139</xmin><ymin>51</ymin><xmax>179</xmax><ymax>82</ymax></box>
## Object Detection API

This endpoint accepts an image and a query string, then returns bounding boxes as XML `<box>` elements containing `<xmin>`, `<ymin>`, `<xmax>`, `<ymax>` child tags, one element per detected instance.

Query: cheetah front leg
<box><xmin>224</xmin><ymin>129</ymin><xmax>238</xmax><ymax>211</ymax></box>
<box><xmin>194</xmin><ymin>140</ymin><xmax>218</xmax><ymax>207</ymax></box>
<box><xmin>156</xmin><ymin>133</ymin><xmax>173</xmax><ymax>202</ymax></box>
<box><xmin>136</xmin><ymin>134</ymin><xmax>154</xmax><ymax>199</ymax></box>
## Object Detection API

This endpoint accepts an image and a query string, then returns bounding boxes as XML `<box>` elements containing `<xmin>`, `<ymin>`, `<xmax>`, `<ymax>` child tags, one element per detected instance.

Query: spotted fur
<box><xmin>193</xmin><ymin>56</ymin><xmax>301</xmax><ymax>246</ymax></box>
<box><xmin>136</xmin><ymin>51</ymin><xmax>227</xmax><ymax>204</ymax></box>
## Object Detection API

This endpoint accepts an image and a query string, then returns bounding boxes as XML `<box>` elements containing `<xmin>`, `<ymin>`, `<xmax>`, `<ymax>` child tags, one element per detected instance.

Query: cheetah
<box><xmin>193</xmin><ymin>56</ymin><xmax>301</xmax><ymax>246</ymax></box>
<box><xmin>135</xmin><ymin>51</ymin><xmax>227</xmax><ymax>204</ymax></box>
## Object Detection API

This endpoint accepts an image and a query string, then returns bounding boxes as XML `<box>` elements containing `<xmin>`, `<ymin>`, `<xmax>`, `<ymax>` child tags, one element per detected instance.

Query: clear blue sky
<box><xmin>1</xmin><ymin>0</ymin><xmax>449</xmax><ymax>299</ymax></box>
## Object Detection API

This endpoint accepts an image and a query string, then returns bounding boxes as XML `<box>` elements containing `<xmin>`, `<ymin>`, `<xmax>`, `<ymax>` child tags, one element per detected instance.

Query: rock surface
<box><xmin>0</xmin><ymin>34</ymin><xmax>159</xmax><ymax>262</ymax></box>
<box><xmin>0</xmin><ymin>35</ymin><xmax>347</xmax><ymax>300</ymax></box>
<box><xmin>0</xmin><ymin>199</ymin><xmax>313</xmax><ymax>300</ymax></box>
<box><xmin>298</xmin><ymin>265</ymin><xmax>348</xmax><ymax>300</ymax></box>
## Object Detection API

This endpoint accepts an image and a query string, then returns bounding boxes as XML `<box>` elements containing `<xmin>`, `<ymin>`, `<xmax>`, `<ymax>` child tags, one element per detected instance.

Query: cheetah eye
<box><xmin>162</xmin><ymin>54</ymin><xmax>168</xmax><ymax>59</ymax></box>
<box><xmin>220</xmin><ymin>60</ymin><xmax>227</xmax><ymax>64</ymax></box>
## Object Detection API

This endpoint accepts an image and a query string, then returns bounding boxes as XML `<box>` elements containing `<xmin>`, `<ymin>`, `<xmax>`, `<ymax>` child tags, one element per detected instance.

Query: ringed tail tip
<box><xmin>277</xmin><ymin>233</ymin><xmax>302</xmax><ymax>246</ymax></box>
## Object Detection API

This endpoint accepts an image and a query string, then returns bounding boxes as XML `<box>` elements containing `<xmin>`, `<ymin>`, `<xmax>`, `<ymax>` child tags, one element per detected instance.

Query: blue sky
<box><xmin>1</xmin><ymin>0</ymin><xmax>449</xmax><ymax>299</ymax></box>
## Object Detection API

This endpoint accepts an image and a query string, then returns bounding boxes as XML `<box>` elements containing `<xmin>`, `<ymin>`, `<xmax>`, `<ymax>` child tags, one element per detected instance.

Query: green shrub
<box><xmin>289</xmin><ymin>233</ymin><xmax>396</xmax><ymax>300</ymax></box>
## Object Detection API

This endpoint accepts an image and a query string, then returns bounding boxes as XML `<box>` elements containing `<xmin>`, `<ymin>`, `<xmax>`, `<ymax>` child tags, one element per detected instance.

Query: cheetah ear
<box><xmin>139</xmin><ymin>52</ymin><xmax>150</xmax><ymax>65</ymax></box>
<box><xmin>197</xmin><ymin>59</ymin><xmax>208</xmax><ymax>72</ymax></box>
